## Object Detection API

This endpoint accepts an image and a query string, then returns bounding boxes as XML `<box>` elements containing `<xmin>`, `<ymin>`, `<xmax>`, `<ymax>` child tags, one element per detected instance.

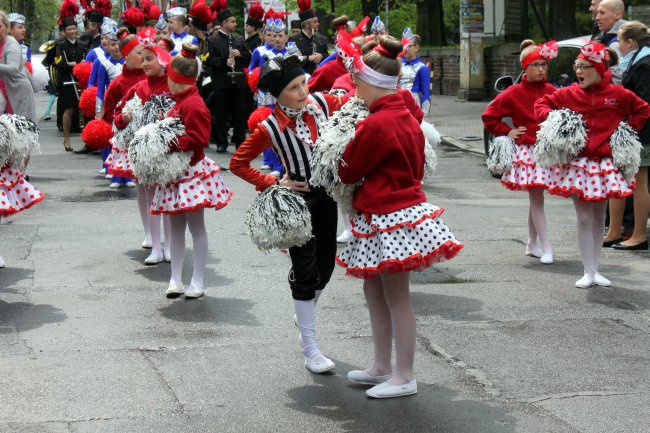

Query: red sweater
<box><xmin>114</xmin><ymin>74</ymin><xmax>170</xmax><ymax>130</ymax></box>
<box><xmin>339</xmin><ymin>93</ymin><xmax>426</xmax><ymax>214</ymax></box>
<box><xmin>167</xmin><ymin>86</ymin><xmax>211</xmax><ymax>166</ymax></box>
<box><xmin>535</xmin><ymin>71</ymin><xmax>650</xmax><ymax>158</ymax></box>
<box><xmin>230</xmin><ymin>93</ymin><xmax>346</xmax><ymax>191</ymax></box>
<box><xmin>102</xmin><ymin>67</ymin><xmax>146</xmax><ymax>124</ymax></box>
<box><xmin>482</xmin><ymin>75</ymin><xmax>556</xmax><ymax>145</ymax></box>
<box><xmin>308</xmin><ymin>57</ymin><xmax>348</xmax><ymax>93</ymax></box>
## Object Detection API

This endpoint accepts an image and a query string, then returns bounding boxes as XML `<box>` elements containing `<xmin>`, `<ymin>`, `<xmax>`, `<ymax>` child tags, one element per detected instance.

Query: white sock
<box><xmin>529</xmin><ymin>189</ymin><xmax>552</xmax><ymax>254</ymax></box>
<box><xmin>573</xmin><ymin>198</ymin><xmax>595</xmax><ymax>277</ymax></box>
<box><xmin>186</xmin><ymin>209</ymin><xmax>208</xmax><ymax>290</ymax></box>
<box><xmin>293</xmin><ymin>299</ymin><xmax>320</xmax><ymax>358</ymax></box>
<box><xmin>136</xmin><ymin>184</ymin><xmax>151</xmax><ymax>244</ymax></box>
<box><xmin>169</xmin><ymin>213</ymin><xmax>187</xmax><ymax>286</ymax></box>
<box><xmin>163</xmin><ymin>215</ymin><xmax>171</xmax><ymax>259</ymax></box>
<box><xmin>591</xmin><ymin>201</ymin><xmax>607</xmax><ymax>275</ymax></box>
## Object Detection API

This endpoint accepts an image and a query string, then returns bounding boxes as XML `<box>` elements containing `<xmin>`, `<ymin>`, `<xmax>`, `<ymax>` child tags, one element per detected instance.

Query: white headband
<box><xmin>357</xmin><ymin>59</ymin><xmax>399</xmax><ymax>89</ymax></box>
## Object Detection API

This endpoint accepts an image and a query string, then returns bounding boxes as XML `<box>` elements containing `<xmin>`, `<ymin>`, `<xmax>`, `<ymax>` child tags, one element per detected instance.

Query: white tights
<box><xmin>169</xmin><ymin>209</ymin><xmax>208</xmax><ymax>290</ymax></box>
<box><xmin>527</xmin><ymin>188</ymin><xmax>552</xmax><ymax>254</ymax></box>
<box><xmin>138</xmin><ymin>185</ymin><xmax>171</xmax><ymax>260</ymax></box>
<box><xmin>294</xmin><ymin>289</ymin><xmax>323</xmax><ymax>359</ymax></box>
<box><xmin>572</xmin><ymin>197</ymin><xmax>607</xmax><ymax>277</ymax></box>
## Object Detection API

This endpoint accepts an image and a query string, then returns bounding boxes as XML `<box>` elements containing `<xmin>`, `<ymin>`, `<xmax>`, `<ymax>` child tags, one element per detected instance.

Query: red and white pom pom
<box><xmin>82</xmin><ymin>119</ymin><xmax>114</xmax><ymax>150</ymax></box>
<box><xmin>72</xmin><ymin>62</ymin><xmax>93</xmax><ymax>90</ymax></box>
<box><xmin>580</xmin><ymin>42</ymin><xmax>608</xmax><ymax>63</ymax></box>
<box><xmin>336</xmin><ymin>30</ymin><xmax>363</xmax><ymax>73</ymax></box>
<box><xmin>539</xmin><ymin>40</ymin><xmax>559</xmax><ymax>60</ymax></box>
<box><xmin>297</xmin><ymin>0</ymin><xmax>312</xmax><ymax>13</ymax></box>
<box><xmin>79</xmin><ymin>87</ymin><xmax>98</xmax><ymax>118</ymax></box>
<box><xmin>247</xmin><ymin>67</ymin><xmax>260</xmax><ymax>93</ymax></box>
<box><xmin>350</xmin><ymin>16</ymin><xmax>370</xmax><ymax>38</ymax></box>
<box><xmin>248</xmin><ymin>106</ymin><xmax>273</xmax><ymax>132</ymax></box>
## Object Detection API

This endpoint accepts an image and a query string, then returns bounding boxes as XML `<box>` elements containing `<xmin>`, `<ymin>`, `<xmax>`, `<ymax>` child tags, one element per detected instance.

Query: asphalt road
<box><xmin>1</xmin><ymin>93</ymin><xmax>649</xmax><ymax>433</ymax></box>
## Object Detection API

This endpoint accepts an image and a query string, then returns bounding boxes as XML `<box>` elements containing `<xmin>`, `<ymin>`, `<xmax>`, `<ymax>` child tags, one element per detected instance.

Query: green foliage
<box><xmin>443</xmin><ymin>0</ymin><xmax>460</xmax><ymax>44</ymax></box>
<box><xmin>0</xmin><ymin>0</ymin><xmax>59</xmax><ymax>48</ymax></box>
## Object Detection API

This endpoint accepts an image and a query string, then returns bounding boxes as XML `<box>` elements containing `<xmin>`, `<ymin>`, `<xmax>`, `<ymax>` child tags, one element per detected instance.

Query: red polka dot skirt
<box><xmin>150</xmin><ymin>156</ymin><xmax>232</xmax><ymax>215</ymax></box>
<box><xmin>544</xmin><ymin>156</ymin><xmax>634</xmax><ymax>202</ymax></box>
<box><xmin>0</xmin><ymin>164</ymin><xmax>45</xmax><ymax>217</ymax></box>
<box><xmin>501</xmin><ymin>144</ymin><xmax>550</xmax><ymax>191</ymax></box>
<box><xmin>336</xmin><ymin>202</ymin><xmax>464</xmax><ymax>279</ymax></box>
<box><xmin>107</xmin><ymin>148</ymin><xmax>135</xmax><ymax>179</ymax></box>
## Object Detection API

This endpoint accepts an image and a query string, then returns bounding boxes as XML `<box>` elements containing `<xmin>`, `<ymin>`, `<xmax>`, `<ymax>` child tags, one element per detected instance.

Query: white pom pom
<box><xmin>140</xmin><ymin>95</ymin><xmax>175</xmax><ymax>127</ymax></box>
<box><xmin>129</xmin><ymin>117</ymin><xmax>192</xmax><ymax>185</ymax></box>
<box><xmin>245</xmin><ymin>185</ymin><xmax>313</xmax><ymax>251</ymax></box>
<box><xmin>0</xmin><ymin>114</ymin><xmax>40</xmax><ymax>170</ymax></box>
<box><xmin>610</xmin><ymin>121</ymin><xmax>642</xmax><ymax>182</ymax></box>
<box><xmin>112</xmin><ymin>95</ymin><xmax>143</xmax><ymax>150</ymax></box>
<box><xmin>486</xmin><ymin>135</ymin><xmax>516</xmax><ymax>175</ymax></box>
<box><xmin>421</xmin><ymin>121</ymin><xmax>440</xmax><ymax>179</ymax></box>
<box><xmin>309</xmin><ymin>96</ymin><xmax>369</xmax><ymax>218</ymax></box>
<box><xmin>535</xmin><ymin>108</ymin><xmax>587</xmax><ymax>168</ymax></box>
<box><xmin>0</xmin><ymin>91</ymin><xmax>6</xmax><ymax>114</ymax></box>
<box><xmin>31</xmin><ymin>63</ymin><xmax>50</xmax><ymax>93</ymax></box>
<box><xmin>421</xmin><ymin>120</ymin><xmax>441</xmax><ymax>148</ymax></box>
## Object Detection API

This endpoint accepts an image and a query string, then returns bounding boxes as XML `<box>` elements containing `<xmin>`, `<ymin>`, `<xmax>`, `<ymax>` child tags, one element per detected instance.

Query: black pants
<box><xmin>288</xmin><ymin>187</ymin><xmax>338</xmax><ymax>301</ymax></box>
<box><xmin>211</xmin><ymin>87</ymin><xmax>247</xmax><ymax>148</ymax></box>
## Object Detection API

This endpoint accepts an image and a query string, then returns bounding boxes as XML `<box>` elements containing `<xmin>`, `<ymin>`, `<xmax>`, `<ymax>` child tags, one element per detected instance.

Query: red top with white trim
<box><xmin>482</xmin><ymin>75</ymin><xmax>556</xmax><ymax>145</ymax></box>
<box><xmin>167</xmin><ymin>86</ymin><xmax>211</xmax><ymax>166</ymax></box>
<box><xmin>113</xmin><ymin>74</ymin><xmax>170</xmax><ymax>130</ymax></box>
<box><xmin>102</xmin><ymin>67</ymin><xmax>146</xmax><ymax>124</ymax></box>
<box><xmin>535</xmin><ymin>71</ymin><xmax>650</xmax><ymax>158</ymax></box>
<box><xmin>339</xmin><ymin>93</ymin><xmax>426</xmax><ymax>214</ymax></box>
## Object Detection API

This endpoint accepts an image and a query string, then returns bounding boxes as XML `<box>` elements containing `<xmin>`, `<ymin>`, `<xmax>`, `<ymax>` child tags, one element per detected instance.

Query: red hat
<box><xmin>297</xmin><ymin>0</ymin><xmax>315</xmax><ymax>23</ymax></box>
<box><xmin>59</xmin><ymin>0</ymin><xmax>79</xmax><ymax>30</ymax></box>
<box><xmin>189</xmin><ymin>0</ymin><xmax>212</xmax><ymax>32</ymax></box>
<box><xmin>246</xmin><ymin>2</ymin><xmax>265</xmax><ymax>29</ymax></box>
<box><xmin>121</xmin><ymin>6</ymin><xmax>146</xmax><ymax>29</ymax></box>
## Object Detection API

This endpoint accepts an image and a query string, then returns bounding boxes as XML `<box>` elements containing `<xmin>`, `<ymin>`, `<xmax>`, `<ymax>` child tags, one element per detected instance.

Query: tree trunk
<box><xmin>547</xmin><ymin>0</ymin><xmax>576</xmax><ymax>40</ymax></box>
<box><xmin>361</xmin><ymin>0</ymin><xmax>380</xmax><ymax>18</ymax></box>
<box><xmin>416</xmin><ymin>0</ymin><xmax>446</xmax><ymax>46</ymax></box>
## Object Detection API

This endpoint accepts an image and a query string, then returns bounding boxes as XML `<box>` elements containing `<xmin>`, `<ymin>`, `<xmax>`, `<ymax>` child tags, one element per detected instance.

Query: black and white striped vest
<box><xmin>261</xmin><ymin>92</ymin><xmax>329</xmax><ymax>182</ymax></box>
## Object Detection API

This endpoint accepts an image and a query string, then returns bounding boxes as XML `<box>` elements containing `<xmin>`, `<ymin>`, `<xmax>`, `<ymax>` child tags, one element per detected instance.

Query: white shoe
<box><xmin>366</xmin><ymin>380</ymin><xmax>417</xmax><ymax>398</ymax></box>
<box><xmin>165</xmin><ymin>282</ymin><xmax>185</xmax><ymax>298</ymax></box>
<box><xmin>163</xmin><ymin>250</ymin><xmax>171</xmax><ymax>262</ymax></box>
<box><xmin>525</xmin><ymin>245</ymin><xmax>542</xmax><ymax>258</ymax></box>
<box><xmin>594</xmin><ymin>272</ymin><xmax>611</xmax><ymax>287</ymax></box>
<box><xmin>575</xmin><ymin>274</ymin><xmax>594</xmax><ymax>288</ymax></box>
<box><xmin>540</xmin><ymin>253</ymin><xmax>553</xmax><ymax>264</ymax></box>
<box><xmin>260</xmin><ymin>164</ymin><xmax>271</xmax><ymax>170</ymax></box>
<box><xmin>99</xmin><ymin>167</ymin><xmax>107</xmax><ymax>174</ymax></box>
<box><xmin>144</xmin><ymin>252</ymin><xmax>164</xmax><ymax>265</ymax></box>
<box><xmin>109</xmin><ymin>182</ymin><xmax>121</xmax><ymax>189</ymax></box>
<box><xmin>0</xmin><ymin>255</ymin><xmax>5</xmax><ymax>268</ymax></box>
<box><xmin>141</xmin><ymin>238</ymin><xmax>153</xmax><ymax>249</ymax></box>
<box><xmin>304</xmin><ymin>353</ymin><xmax>335</xmax><ymax>373</ymax></box>
<box><xmin>184</xmin><ymin>284</ymin><xmax>204</xmax><ymax>299</ymax></box>
<box><xmin>347</xmin><ymin>370</ymin><xmax>392</xmax><ymax>385</ymax></box>
<box><xmin>125</xmin><ymin>181</ymin><xmax>136</xmax><ymax>188</ymax></box>
<box><xmin>105</xmin><ymin>173</ymin><xmax>113</xmax><ymax>179</ymax></box>
<box><xmin>269</xmin><ymin>170</ymin><xmax>281</xmax><ymax>177</ymax></box>
<box><xmin>336</xmin><ymin>229</ymin><xmax>353</xmax><ymax>244</ymax></box>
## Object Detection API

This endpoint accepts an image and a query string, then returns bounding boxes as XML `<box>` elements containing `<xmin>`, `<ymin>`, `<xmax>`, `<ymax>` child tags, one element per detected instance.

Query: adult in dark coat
<box><xmin>290</xmin><ymin>0</ymin><xmax>328</xmax><ymax>75</ymax></box>
<box><xmin>80</xmin><ymin>10</ymin><xmax>103</xmax><ymax>50</ymax></box>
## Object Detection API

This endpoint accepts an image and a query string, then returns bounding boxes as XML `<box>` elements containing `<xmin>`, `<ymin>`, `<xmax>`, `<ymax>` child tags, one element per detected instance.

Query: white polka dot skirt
<box><xmin>501</xmin><ymin>144</ymin><xmax>550</xmax><ymax>191</ymax></box>
<box><xmin>336</xmin><ymin>202</ymin><xmax>464</xmax><ymax>279</ymax></box>
<box><xmin>150</xmin><ymin>156</ymin><xmax>233</xmax><ymax>215</ymax></box>
<box><xmin>0</xmin><ymin>164</ymin><xmax>45</xmax><ymax>217</ymax></box>
<box><xmin>104</xmin><ymin>144</ymin><xmax>119</xmax><ymax>168</ymax></box>
<box><xmin>544</xmin><ymin>156</ymin><xmax>634</xmax><ymax>202</ymax></box>
<box><xmin>108</xmin><ymin>148</ymin><xmax>135</xmax><ymax>179</ymax></box>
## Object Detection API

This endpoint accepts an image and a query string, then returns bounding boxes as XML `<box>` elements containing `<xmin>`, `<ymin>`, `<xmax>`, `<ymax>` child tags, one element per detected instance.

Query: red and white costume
<box><xmin>0</xmin><ymin>164</ymin><xmax>44</xmax><ymax>217</ymax></box>
<box><xmin>534</xmin><ymin>70</ymin><xmax>650</xmax><ymax>201</ymax></box>
<box><xmin>336</xmin><ymin>93</ymin><xmax>463</xmax><ymax>278</ymax></box>
<box><xmin>150</xmin><ymin>86</ymin><xmax>232</xmax><ymax>214</ymax></box>
<box><xmin>482</xmin><ymin>75</ymin><xmax>556</xmax><ymax>190</ymax></box>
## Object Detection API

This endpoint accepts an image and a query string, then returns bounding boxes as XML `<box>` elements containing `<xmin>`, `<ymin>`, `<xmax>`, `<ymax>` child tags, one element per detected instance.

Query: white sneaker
<box><xmin>269</xmin><ymin>170</ymin><xmax>281</xmax><ymax>177</ymax></box>
<box><xmin>304</xmin><ymin>353</ymin><xmax>335</xmax><ymax>373</ymax></box>
<box><xmin>0</xmin><ymin>255</ymin><xmax>5</xmax><ymax>268</ymax></box>
<box><xmin>575</xmin><ymin>274</ymin><xmax>594</xmax><ymax>288</ymax></box>
<box><xmin>525</xmin><ymin>245</ymin><xmax>542</xmax><ymax>258</ymax></box>
<box><xmin>366</xmin><ymin>380</ymin><xmax>417</xmax><ymax>398</ymax></box>
<box><xmin>165</xmin><ymin>282</ymin><xmax>185</xmax><ymax>298</ymax></box>
<box><xmin>109</xmin><ymin>182</ymin><xmax>121</xmax><ymax>189</ymax></box>
<box><xmin>105</xmin><ymin>173</ymin><xmax>113</xmax><ymax>179</ymax></box>
<box><xmin>125</xmin><ymin>181</ymin><xmax>136</xmax><ymax>188</ymax></box>
<box><xmin>336</xmin><ymin>229</ymin><xmax>353</xmax><ymax>244</ymax></box>
<box><xmin>540</xmin><ymin>253</ymin><xmax>553</xmax><ymax>264</ymax></box>
<box><xmin>141</xmin><ymin>238</ymin><xmax>153</xmax><ymax>249</ymax></box>
<box><xmin>99</xmin><ymin>167</ymin><xmax>107</xmax><ymax>174</ymax></box>
<box><xmin>260</xmin><ymin>164</ymin><xmax>271</xmax><ymax>170</ymax></box>
<box><xmin>347</xmin><ymin>370</ymin><xmax>392</xmax><ymax>385</ymax></box>
<box><xmin>184</xmin><ymin>284</ymin><xmax>204</xmax><ymax>299</ymax></box>
<box><xmin>144</xmin><ymin>252</ymin><xmax>164</xmax><ymax>265</ymax></box>
<box><xmin>594</xmin><ymin>273</ymin><xmax>611</xmax><ymax>287</ymax></box>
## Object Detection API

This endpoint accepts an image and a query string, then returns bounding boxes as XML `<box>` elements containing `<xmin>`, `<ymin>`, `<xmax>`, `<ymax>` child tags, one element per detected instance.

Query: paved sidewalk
<box><xmin>427</xmin><ymin>95</ymin><xmax>490</xmax><ymax>155</ymax></box>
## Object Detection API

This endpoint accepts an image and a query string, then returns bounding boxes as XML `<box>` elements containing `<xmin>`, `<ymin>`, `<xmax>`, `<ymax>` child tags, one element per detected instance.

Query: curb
<box><xmin>440</xmin><ymin>135</ymin><xmax>485</xmax><ymax>156</ymax></box>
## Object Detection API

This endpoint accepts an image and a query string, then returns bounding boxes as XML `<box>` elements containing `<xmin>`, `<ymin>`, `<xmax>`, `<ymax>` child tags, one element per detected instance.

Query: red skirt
<box><xmin>1</xmin><ymin>164</ymin><xmax>45</xmax><ymax>217</ymax></box>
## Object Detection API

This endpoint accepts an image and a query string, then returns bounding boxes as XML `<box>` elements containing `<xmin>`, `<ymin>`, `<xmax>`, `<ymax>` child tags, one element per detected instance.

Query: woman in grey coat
<box><xmin>0</xmin><ymin>12</ymin><xmax>35</xmax><ymax>121</ymax></box>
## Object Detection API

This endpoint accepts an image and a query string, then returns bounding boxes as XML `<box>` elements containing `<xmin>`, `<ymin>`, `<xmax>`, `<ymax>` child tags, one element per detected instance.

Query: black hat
<box><xmin>217</xmin><ymin>8</ymin><xmax>234</xmax><ymax>23</ymax></box>
<box><xmin>290</xmin><ymin>20</ymin><xmax>301</xmax><ymax>30</ymax></box>
<box><xmin>59</xmin><ymin>16</ymin><xmax>77</xmax><ymax>31</ymax></box>
<box><xmin>246</xmin><ymin>2</ymin><xmax>265</xmax><ymax>29</ymax></box>
<box><xmin>86</xmin><ymin>10</ymin><xmax>104</xmax><ymax>25</ymax></box>
<box><xmin>297</xmin><ymin>0</ymin><xmax>315</xmax><ymax>23</ymax></box>
<box><xmin>258</xmin><ymin>55</ymin><xmax>306</xmax><ymax>98</ymax></box>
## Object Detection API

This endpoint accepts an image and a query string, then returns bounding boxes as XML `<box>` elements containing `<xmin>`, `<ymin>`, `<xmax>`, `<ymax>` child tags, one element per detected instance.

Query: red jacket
<box><xmin>102</xmin><ymin>67</ymin><xmax>146</xmax><ymax>124</ymax></box>
<box><xmin>308</xmin><ymin>56</ymin><xmax>348</xmax><ymax>93</ymax></box>
<box><xmin>167</xmin><ymin>86</ymin><xmax>211</xmax><ymax>166</ymax></box>
<box><xmin>339</xmin><ymin>93</ymin><xmax>426</xmax><ymax>214</ymax></box>
<box><xmin>230</xmin><ymin>93</ymin><xmax>346</xmax><ymax>191</ymax></box>
<box><xmin>482</xmin><ymin>75</ymin><xmax>556</xmax><ymax>145</ymax></box>
<box><xmin>113</xmin><ymin>74</ymin><xmax>170</xmax><ymax>130</ymax></box>
<box><xmin>535</xmin><ymin>71</ymin><xmax>650</xmax><ymax>158</ymax></box>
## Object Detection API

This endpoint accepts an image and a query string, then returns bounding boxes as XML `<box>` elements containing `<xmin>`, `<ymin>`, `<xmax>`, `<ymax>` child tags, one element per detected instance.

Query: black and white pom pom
<box><xmin>486</xmin><ymin>135</ymin><xmax>516</xmax><ymax>175</ymax></box>
<box><xmin>310</xmin><ymin>96</ymin><xmax>369</xmax><ymax>218</ymax></box>
<box><xmin>0</xmin><ymin>114</ymin><xmax>40</xmax><ymax>170</ymax></box>
<box><xmin>421</xmin><ymin>120</ymin><xmax>440</xmax><ymax>179</ymax></box>
<box><xmin>610</xmin><ymin>121</ymin><xmax>642</xmax><ymax>182</ymax></box>
<box><xmin>535</xmin><ymin>108</ymin><xmax>587</xmax><ymax>168</ymax></box>
<box><xmin>326</xmin><ymin>89</ymin><xmax>349</xmax><ymax>97</ymax></box>
<box><xmin>112</xmin><ymin>94</ymin><xmax>143</xmax><ymax>150</ymax></box>
<box><xmin>245</xmin><ymin>185</ymin><xmax>313</xmax><ymax>252</ymax></box>
<box><xmin>140</xmin><ymin>95</ymin><xmax>175</xmax><ymax>127</ymax></box>
<box><xmin>129</xmin><ymin>117</ymin><xmax>192</xmax><ymax>185</ymax></box>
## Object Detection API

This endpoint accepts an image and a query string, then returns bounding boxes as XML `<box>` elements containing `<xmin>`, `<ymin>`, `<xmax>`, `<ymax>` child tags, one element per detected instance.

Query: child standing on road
<box><xmin>482</xmin><ymin>39</ymin><xmax>558</xmax><ymax>264</ymax></box>
<box><xmin>337</xmin><ymin>36</ymin><xmax>464</xmax><ymax>398</ymax></box>
<box><xmin>154</xmin><ymin>44</ymin><xmax>232</xmax><ymax>299</ymax></box>
<box><xmin>534</xmin><ymin>42</ymin><xmax>650</xmax><ymax>288</ymax></box>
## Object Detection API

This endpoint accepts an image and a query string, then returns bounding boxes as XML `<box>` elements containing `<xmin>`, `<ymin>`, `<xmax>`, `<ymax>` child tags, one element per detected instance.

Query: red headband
<box><xmin>373</xmin><ymin>44</ymin><xmax>397</xmax><ymax>59</ymax></box>
<box><xmin>180</xmin><ymin>47</ymin><xmax>196</xmax><ymax>59</ymax></box>
<box><xmin>578</xmin><ymin>42</ymin><xmax>609</xmax><ymax>78</ymax></box>
<box><xmin>159</xmin><ymin>39</ymin><xmax>174</xmax><ymax>52</ymax></box>
<box><xmin>522</xmin><ymin>48</ymin><xmax>543</xmax><ymax>70</ymax></box>
<box><xmin>167</xmin><ymin>63</ymin><xmax>196</xmax><ymax>85</ymax></box>
<box><xmin>120</xmin><ymin>37</ymin><xmax>140</xmax><ymax>57</ymax></box>
<box><xmin>522</xmin><ymin>41</ymin><xmax>558</xmax><ymax>70</ymax></box>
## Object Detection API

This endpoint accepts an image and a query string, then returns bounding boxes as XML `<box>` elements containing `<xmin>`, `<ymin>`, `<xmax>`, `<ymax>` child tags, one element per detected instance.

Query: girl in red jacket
<box><xmin>534</xmin><ymin>42</ymin><xmax>650</xmax><ymax>288</ymax></box>
<box><xmin>155</xmin><ymin>44</ymin><xmax>232</xmax><ymax>299</ymax></box>
<box><xmin>337</xmin><ymin>36</ymin><xmax>464</xmax><ymax>398</ymax></box>
<box><xmin>482</xmin><ymin>40</ymin><xmax>558</xmax><ymax>264</ymax></box>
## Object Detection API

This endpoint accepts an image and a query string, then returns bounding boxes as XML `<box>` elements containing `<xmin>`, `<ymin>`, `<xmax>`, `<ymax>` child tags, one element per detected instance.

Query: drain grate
<box><xmin>60</xmin><ymin>189</ymin><xmax>137</xmax><ymax>202</ymax></box>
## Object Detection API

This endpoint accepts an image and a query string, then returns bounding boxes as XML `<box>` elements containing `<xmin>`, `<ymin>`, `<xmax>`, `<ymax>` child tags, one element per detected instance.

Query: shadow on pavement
<box><xmin>587</xmin><ymin>285</ymin><xmax>650</xmax><ymax>311</ymax></box>
<box><xmin>411</xmin><ymin>292</ymin><xmax>485</xmax><ymax>322</ymax></box>
<box><xmin>158</xmin><ymin>296</ymin><xmax>260</xmax><ymax>326</ymax></box>
<box><xmin>0</xmin><ymin>299</ymin><xmax>67</xmax><ymax>332</ymax></box>
<box><xmin>0</xmin><ymin>266</ymin><xmax>33</xmax><ymax>294</ymax></box>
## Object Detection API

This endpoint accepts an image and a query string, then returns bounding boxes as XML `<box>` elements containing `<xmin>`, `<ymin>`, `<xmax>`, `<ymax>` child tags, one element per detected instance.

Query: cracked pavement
<box><xmin>1</xmin><ymin>93</ymin><xmax>649</xmax><ymax>432</ymax></box>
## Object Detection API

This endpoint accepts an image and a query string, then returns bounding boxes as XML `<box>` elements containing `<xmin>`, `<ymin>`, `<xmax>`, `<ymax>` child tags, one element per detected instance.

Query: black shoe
<box><xmin>24</xmin><ymin>175</ymin><xmax>30</xmax><ymax>181</ymax></box>
<box><xmin>40</xmin><ymin>115</ymin><xmax>51</xmax><ymax>121</ymax></box>
<box><xmin>602</xmin><ymin>237</ymin><xmax>623</xmax><ymax>248</ymax></box>
<box><xmin>611</xmin><ymin>240</ymin><xmax>649</xmax><ymax>251</ymax></box>
<box><xmin>73</xmin><ymin>145</ymin><xmax>92</xmax><ymax>154</ymax></box>
<box><xmin>216</xmin><ymin>145</ymin><xmax>228</xmax><ymax>153</ymax></box>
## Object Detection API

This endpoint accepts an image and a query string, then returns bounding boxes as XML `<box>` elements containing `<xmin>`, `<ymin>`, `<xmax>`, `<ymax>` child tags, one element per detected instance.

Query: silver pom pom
<box><xmin>309</xmin><ymin>96</ymin><xmax>369</xmax><ymax>218</ymax></box>
<box><xmin>129</xmin><ymin>117</ymin><xmax>192</xmax><ymax>185</ymax></box>
<box><xmin>421</xmin><ymin>121</ymin><xmax>440</xmax><ymax>179</ymax></box>
<box><xmin>610</xmin><ymin>121</ymin><xmax>642</xmax><ymax>182</ymax></box>
<box><xmin>535</xmin><ymin>108</ymin><xmax>587</xmax><ymax>168</ymax></box>
<box><xmin>0</xmin><ymin>114</ymin><xmax>40</xmax><ymax>170</ymax></box>
<box><xmin>486</xmin><ymin>135</ymin><xmax>516</xmax><ymax>175</ymax></box>
<box><xmin>112</xmin><ymin>94</ymin><xmax>143</xmax><ymax>151</ymax></box>
<box><xmin>140</xmin><ymin>95</ymin><xmax>175</xmax><ymax>127</ymax></box>
<box><xmin>31</xmin><ymin>63</ymin><xmax>50</xmax><ymax>93</ymax></box>
<box><xmin>245</xmin><ymin>185</ymin><xmax>312</xmax><ymax>252</ymax></box>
